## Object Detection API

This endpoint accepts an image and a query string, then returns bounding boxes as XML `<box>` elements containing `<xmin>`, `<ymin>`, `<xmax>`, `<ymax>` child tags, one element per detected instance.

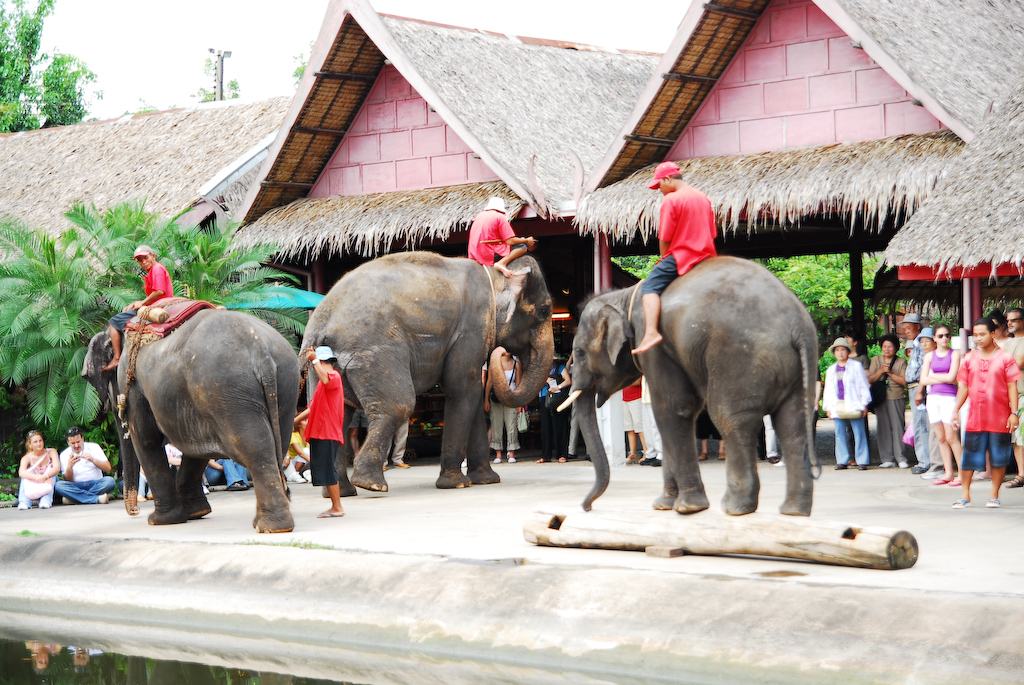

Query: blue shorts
<box><xmin>109</xmin><ymin>309</ymin><xmax>137</xmax><ymax>333</ymax></box>
<box><xmin>961</xmin><ymin>431</ymin><xmax>1013</xmax><ymax>471</ymax></box>
<box><xmin>640</xmin><ymin>255</ymin><xmax>678</xmax><ymax>295</ymax></box>
<box><xmin>493</xmin><ymin>244</ymin><xmax>527</xmax><ymax>262</ymax></box>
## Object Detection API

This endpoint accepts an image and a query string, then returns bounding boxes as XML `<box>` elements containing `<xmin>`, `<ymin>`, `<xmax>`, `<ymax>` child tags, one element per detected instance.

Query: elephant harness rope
<box><xmin>116</xmin><ymin>304</ymin><xmax>157</xmax><ymax>438</ymax></box>
<box><xmin>626</xmin><ymin>281</ymin><xmax>645</xmax><ymax>374</ymax></box>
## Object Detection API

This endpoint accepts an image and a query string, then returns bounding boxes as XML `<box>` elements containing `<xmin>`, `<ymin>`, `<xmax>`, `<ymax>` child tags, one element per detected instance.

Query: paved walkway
<box><xmin>0</xmin><ymin>423</ymin><xmax>1021</xmax><ymax>683</ymax></box>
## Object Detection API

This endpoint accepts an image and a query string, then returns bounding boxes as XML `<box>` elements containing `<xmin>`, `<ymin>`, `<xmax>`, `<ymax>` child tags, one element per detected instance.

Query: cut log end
<box><xmin>886</xmin><ymin>530</ymin><xmax>919</xmax><ymax>570</ymax></box>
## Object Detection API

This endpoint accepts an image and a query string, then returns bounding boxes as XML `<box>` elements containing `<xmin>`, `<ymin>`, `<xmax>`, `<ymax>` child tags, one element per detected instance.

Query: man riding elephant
<box><xmin>102</xmin><ymin>245</ymin><xmax>173</xmax><ymax>371</ymax></box>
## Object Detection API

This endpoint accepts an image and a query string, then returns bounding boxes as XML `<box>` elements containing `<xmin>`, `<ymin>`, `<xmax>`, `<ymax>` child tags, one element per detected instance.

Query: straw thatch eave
<box><xmin>884</xmin><ymin>74</ymin><xmax>1024</xmax><ymax>273</ymax></box>
<box><xmin>575</xmin><ymin>130</ymin><xmax>963</xmax><ymax>243</ymax></box>
<box><xmin>872</xmin><ymin>266</ymin><xmax>1024</xmax><ymax>309</ymax></box>
<box><xmin>236</xmin><ymin>181</ymin><xmax>522</xmax><ymax>259</ymax></box>
<box><xmin>590</xmin><ymin>0</ymin><xmax>769</xmax><ymax>191</ymax></box>
<box><xmin>0</xmin><ymin>98</ymin><xmax>289</xmax><ymax>233</ymax></box>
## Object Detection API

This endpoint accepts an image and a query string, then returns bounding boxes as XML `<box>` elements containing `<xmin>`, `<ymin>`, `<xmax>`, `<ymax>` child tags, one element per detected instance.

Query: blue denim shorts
<box><xmin>640</xmin><ymin>255</ymin><xmax>678</xmax><ymax>295</ymax></box>
<box><xmin>962</xmin><ymin>431</ymin><xmax>1013</xmax><ymax>471</ymax></box>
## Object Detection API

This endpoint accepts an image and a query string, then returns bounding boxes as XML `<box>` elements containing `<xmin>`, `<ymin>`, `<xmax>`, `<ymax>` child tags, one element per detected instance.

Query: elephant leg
<box><xmin>649</xmin><ymin>368</ymin><xmax>709</xmax><ymax>514</ymax></box>
<box><xmin>217</xmin><ymin>435</ymin><xmax>295</xmax><ymax>533</ymax></box>
<box><xmin>773</xmin><ymin>393</ymin><xmax>814</xmax><ymax>516</ymax></box>
<box><xmin>332</xmin><ymin>402</ymin><xmax>357</xmax><ymax>497</ymax></box>
<box><xmin>349</xmin><ymin>375</ymin><xmax>416</xmax><ymax>492</ymax></box>
<box><xmin>130</xmin><ymin>403</ymin><xmax>187</xmax><ymax>526</ymax></box>
<box><xmin>465</xmin><ymin>401</ymin><xmax>497</xmax><ymax>486</ymax></box>
<box><xmin>436</xmin><ymin>361</ymin><xmax>485</xmax><ymax>489</ymax></box>
<box><xmin>714</xmin><ymin>408</ymin><xmax>762</xmax><ymax>516</ymax></box>
<box><xmin>175</xmin><ymin>457</ymin><xmax>211</xmax><ymax>519</ymax></box>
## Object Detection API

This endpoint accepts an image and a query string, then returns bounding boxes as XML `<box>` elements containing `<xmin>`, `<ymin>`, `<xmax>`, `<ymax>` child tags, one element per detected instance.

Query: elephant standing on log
<box><xmin>82</xmin><ymin>311</ymin><xmax>300</xmax><ymax>532</ymax></box>
<box><xmin>567</xmin><ymin>256</ymin><xmax>820</xmax><ymax>516</ymax></box>
<box><xmin>301</xmin><ymin>252</ymin><xmax>554</xmax><ymax>492</ymax></box>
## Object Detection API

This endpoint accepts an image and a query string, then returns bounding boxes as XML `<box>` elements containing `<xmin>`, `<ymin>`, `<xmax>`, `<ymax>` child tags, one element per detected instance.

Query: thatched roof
<box><xmin>0</xmin><ymin>98</ymin><xmax>289</xmax><ymax>232</ymax></box>
<box><xmin>884</xmin><ymin>75</ymin><xmax>1024</xmax><ymax>273</ymax></box>
<box><xmin>587</xmin><ymin>0</ymin><xmax>1024</xmax><ymax>194</ymax></box>
<box><xmin>576</xmin><ymin>130</ymin><xmax>963</xmax><ymax>242</ymax></box>
<box><xmin>237</xmin><ymin>181</ymin><xmax>523</xmax><ymax>259</ymax></box>
<box><xmin>240</xmin><ymin>0</ymin><xmax>658</xmax><ymax>230</ymax></box>
<box><xmin>872</xmin><ymin>266</ymin><xmax>1024</xmax><ymax>308</ymax></box>
<box><xmin>830</xmin><ymin>0</ymin><xmax>1024</xmax><ymax>140</ymax></box>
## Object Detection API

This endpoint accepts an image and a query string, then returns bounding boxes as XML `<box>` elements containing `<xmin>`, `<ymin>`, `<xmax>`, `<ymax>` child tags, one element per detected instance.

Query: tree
<box><xmin>0</xmin><ymin>200</ymin><xmax>305</xmax><ymax>433</ymax></box>
<box><xmin>194</xmin><ymin>57</ymin><xmax>239</xmax><ymax>102</ymax></box>
<box><xmin>0</xmin><ymin>0</ymin><xmax>98</xmax><ymax>132</ymax></box>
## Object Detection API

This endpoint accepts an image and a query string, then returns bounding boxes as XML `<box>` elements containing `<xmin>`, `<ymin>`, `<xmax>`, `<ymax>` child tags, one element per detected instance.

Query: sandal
<box><xmin>932</xmin><ymin>478</ymin><xmax>951</xmax><ymax>486</ymax></box>
<box><xmin>698</xmin><ymin>453</ymin><xmax>708</xmax><ymax>462</ymax></box>
<box><xmin>948</xmin><ymin>479</ymin><xmax>961</xmax><ymax>487</ymax></box>
<box><xmin>986</xmin><ymin>498</ymin><xmax>1001</xmax><ymax>508</ymax></box>
<box><xmin>1006</xmin><ymin>475</ymin><xmax>1024</xmax><ymax>488</ymax></box>
<box><xmin>952</xmin><ymin>499</ymin><xmax>970</xmax><ymax>509</ymax></box>
<box><xmin>558</xmin><ymin>457</ymin><xmax>567</xmax><ymax>463</ymax></box>
<box><xmin>627</xmin><ymin>452</ymin><xmax>641</xmax><ymax>463</ymax></box>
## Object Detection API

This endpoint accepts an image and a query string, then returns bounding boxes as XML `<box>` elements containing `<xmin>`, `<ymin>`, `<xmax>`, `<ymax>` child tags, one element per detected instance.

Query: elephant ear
<box><xmin>495</xmin><ymin>266</ymin><xmax>529</xmax><ymax>324</ymax></box>
<box><xmin>596</xmin><ymin>304</ymin><xmax>629</xmax><ymax>368</ymax></box>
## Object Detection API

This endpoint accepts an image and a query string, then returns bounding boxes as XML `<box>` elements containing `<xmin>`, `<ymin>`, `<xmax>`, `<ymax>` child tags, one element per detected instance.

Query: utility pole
<box><xmin>208</xmin><ymin>48</ymin><xmax>232</xmax><ymax>101</ymax></box>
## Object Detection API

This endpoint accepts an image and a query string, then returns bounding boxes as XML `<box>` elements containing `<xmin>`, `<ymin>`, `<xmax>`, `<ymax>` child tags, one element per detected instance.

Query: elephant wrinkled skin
<box><xmin>302</xmin><ymin>252</ymin><xmax>554</xmax><ymax>492</ymax></box>
<box><xmin>571</xmin><ymin>256</ymin><xmax>820</xmax><ymax>516</ymax></box>
<box><xmin>83</xmin><ymin>310</ymin><xmax>300</xmax><ymax>533</ymax></box>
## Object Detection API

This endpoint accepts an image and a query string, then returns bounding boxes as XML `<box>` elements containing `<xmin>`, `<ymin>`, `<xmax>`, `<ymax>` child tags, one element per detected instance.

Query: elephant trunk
<box><xmin>577</xmin><ymin>390</ymin><xmax>609</xmax><ymax>511</ymax></box>
<box><xmin>490</xmin><ymin>323</ymin><xmax>554</xmax><ymax>408</ymax></box>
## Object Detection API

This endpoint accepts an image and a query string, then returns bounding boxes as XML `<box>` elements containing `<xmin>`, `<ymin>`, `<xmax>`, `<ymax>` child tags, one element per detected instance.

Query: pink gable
<box><xmin>309</xmin><ymin>65</ymin><xmax>501</xmax><ymax>197</ymax></box>
<box><xmin>669</xmin><ymin>0</ymin><xmax>943</xmax><ymax>159</ymax></box>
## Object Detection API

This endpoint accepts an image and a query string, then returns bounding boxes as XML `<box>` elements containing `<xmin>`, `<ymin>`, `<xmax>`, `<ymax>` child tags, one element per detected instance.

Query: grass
<box><xmin>240</xmin><ymin>539</ymin><xmax>334</xmax><ymax>550</ymax></box>
<box><xmin>16</xmin><ymin>530</ymin><xmax>43</xmax><ymax>537</ymax></box>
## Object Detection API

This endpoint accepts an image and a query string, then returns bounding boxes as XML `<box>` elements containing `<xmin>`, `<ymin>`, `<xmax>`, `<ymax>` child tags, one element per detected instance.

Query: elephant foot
<box><xmin>722</xmin><ymin>492</ymin><xmax>758</xmax><ymax>516</ymax></box>
<box><xmin>652</xmin><ymin>493</ymin><xmax>675</xmax><ymax>511</ymax></box>
<box><xmin>673</xmin><ymin>491</ymin><xmax>710</xmax><ymax>515</ymax></box>
<box><xmin>124</xmin><ymin>497</ymin><xmax>140</xmax><ymax>516</ymax></box>
<box><xmin>253</xmin><ymin>513</ymin><xmax>295</xmax><ymax>534</ymax></box>
<box><xmin>468</xmin><ymin>462</ymin><xmax>500</xmax><ymax>485</ymax></box>
<box><xmin>147</xmin><ymin>506</ymin><xmax>189</xmax><ymax>525</ymax></box>
<box><xmin>181</xmin><ymin>496</ymin><xmax>212</xmax><ymax>519</ymax></box>
<box><xmin>780</xmin><ymin>497</ymin><xmax>812</xmax><ymax>516</ymax></box>
<box><xmin>338</xmin><ymin>482</ymin><xmax>358</xmax><ymax>497</ymax></box>
<box><xmin>436</xmin><ymin>470</ymin><xmax>472</xmax><ymax>489</ymax></box>
<box><xmin>351</xmin><ymin>464</ymin><xmax>389</xmax><ymax>492</ymax></box>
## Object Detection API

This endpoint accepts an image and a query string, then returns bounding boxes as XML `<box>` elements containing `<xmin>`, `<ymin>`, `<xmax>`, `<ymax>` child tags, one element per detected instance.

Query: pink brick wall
<box><xmin>669</xmin><ymin>0</ymin><xmax>942</xmax><ymax>159</ymax></box>
<box><xmin>310</xmin><ymin>65</ymin><xmax>500</xmax><ymax>197</ymax></box>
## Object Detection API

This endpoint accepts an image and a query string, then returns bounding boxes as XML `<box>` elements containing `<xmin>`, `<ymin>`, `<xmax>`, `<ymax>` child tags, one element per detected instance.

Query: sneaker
<box><xmin>857</xmin><ymin>465</ymin><xmax>868</xmax><ymax>471</ymax></box>
<box><xmin>834</xmin><ymin>463</ymin><xmax>848</xmax><ymax>470</ymax></box>
<box><xmin>639</xmin><ymin>457</ymin><xmax>658</xmax><ymax>466</ymax></box>
<box><xmin>493</xmin><ymin>457</ymin><xmax>502</xmax><ymax>464</ymax></box>
<box><xmin>921</xmin><ymin>470</ymin><xmax>942</xmax><ymax>480</ymax></box>
<box><xmin>303</xmin><ymin>472</ymin><xmax>313</xmax><ymax>483</ymax></box>
<box><xmin>97</xmin><ymin>493</ymin><xmax>109</xmax><ymax>504</ymax></box>
<box><xmin>40</xmin><ymin>502</ymin><xmax>51</xmax><ymax>509</ymax></box>
<box><xmin>898</xmin><ymin>461</ymin><xmax>910</xmax><ymax>469</ymax></box>
<box><xmin>771</xmin><ymin>458</ymin><xmax>785</xmax><ymax>467</ymax></box>
<box><xmin>911</xmin><ymin>465</ymin><xmax>929</xmax><ymax>474</ymax></box>
<box><xmin>17</xmin><ymin>503</ymin><xmax>28</xmax><ymax>510</ymax></box>
<box><xmin>226</xmin><ymin>482</ymin><xmax>249</xmax><ymax>491</ymax></box>
<box><xmin>507</xmin><ymin>456</ymin><xmax>516</xmax><ymax>464</ymax></box>
<box><xmin>286</xmin><ymin>473</ymin><xmax>305</xmax><ymax>483</ymax></box>
<box><xmin>880</xmin><ymin>462</ymin><xmax>895</xmax><ymax>469</ymax></box>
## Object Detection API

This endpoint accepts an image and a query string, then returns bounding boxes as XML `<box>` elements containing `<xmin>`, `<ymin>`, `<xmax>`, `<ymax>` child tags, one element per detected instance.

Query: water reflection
<box><xmin>3</xmin><ymin>638</ymin><xmax>360</xmax><ymax>685</ymax></box>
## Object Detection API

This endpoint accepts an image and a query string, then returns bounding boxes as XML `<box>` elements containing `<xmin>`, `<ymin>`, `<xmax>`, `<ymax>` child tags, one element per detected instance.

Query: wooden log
<box><xmin>523</xmin><ymin>507</ymin><xmax>918</xmax><ymax>570</ymax></box>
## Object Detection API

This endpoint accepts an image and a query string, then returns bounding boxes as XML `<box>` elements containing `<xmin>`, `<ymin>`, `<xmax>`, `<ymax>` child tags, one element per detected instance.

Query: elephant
<box><xmin>567</xmin><ymin>256</ymin><xmax>820</xmax><ymax>516</ymax></box>
<box><xmin>301</xmin><ymin>251</ymin><xmax>554</xmax><ymax>492</ymax></box>
<box><xmin>82</xmin><ymin>310</ymin><xmax>300</xmax><ymax>533</ymax></box>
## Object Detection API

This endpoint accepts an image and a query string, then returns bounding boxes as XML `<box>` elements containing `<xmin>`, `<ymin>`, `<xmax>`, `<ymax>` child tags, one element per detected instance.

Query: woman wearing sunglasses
<box><xmin>920</xmin><ymin>325</ymin><xmax>963</xmax><ymax>485</ymax></box>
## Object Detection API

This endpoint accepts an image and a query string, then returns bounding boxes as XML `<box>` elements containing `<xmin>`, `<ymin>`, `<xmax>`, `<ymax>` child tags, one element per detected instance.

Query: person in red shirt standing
<box><xmin>294</xmin><ymin>346</ymin><xmax>346</xmax><ymax>519</ymax></box>
<box><xmin>951</xmin><ymin>318</ymin><xmax>1021</xmax><ymax>509</ymax></box>
<box><xmin>632</xmin><ymin>162</ymin><xmax>717</xmax><ymax>354</ymax></box>
<box><xmin>467</xmin><ymin>197</ymin><xmax>536</xmax><ymax>277</ymax></box>
<box><xmin>102</xmin><ymin>245</ymin><xmax>174</xmax><ymax>370</ymax></box>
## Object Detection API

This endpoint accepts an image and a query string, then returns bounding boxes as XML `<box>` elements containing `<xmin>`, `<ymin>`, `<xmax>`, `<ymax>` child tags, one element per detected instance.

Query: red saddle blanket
<box><xmin>124</xmin><ymin>298</ymin><xmax>216</xmax><ymax>339</ymax></box>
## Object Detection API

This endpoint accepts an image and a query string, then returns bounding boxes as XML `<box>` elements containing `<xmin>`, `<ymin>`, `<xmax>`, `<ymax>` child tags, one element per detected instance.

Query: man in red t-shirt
<box><xmin>103</xmin><ymin>245</ymin><xmax>174</xmax><ymax>371</ymax></box>
<box><xmin>294</xmin><ymin>345</ymin><xmax>346</xmax><ymax>519</ymax></box>
<box><xmin>632</xmin><ymin>162</ymin><xmax>717</xmax><ymax>354</ymax></box>
<box><xmin>467</xmin><ymin>197</ymin><xmax>536</xmax><ymax>277</ymax></box>
<box><xmin>951</xmin><ymin>318</ymin><xmax>1021</xmax><ymax>509</ymax></box>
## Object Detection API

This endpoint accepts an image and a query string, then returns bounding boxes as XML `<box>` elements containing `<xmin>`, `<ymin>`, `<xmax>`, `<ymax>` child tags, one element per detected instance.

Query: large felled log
<box><xmin>523</xmin><ymin>507</ymin><xmax>918</xmax><ymax>570</ymax></box>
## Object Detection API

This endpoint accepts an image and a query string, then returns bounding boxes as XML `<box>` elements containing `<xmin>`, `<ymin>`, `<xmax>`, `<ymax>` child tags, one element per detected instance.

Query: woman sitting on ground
<box><xmin>18</xmin><ymin>430</ymin><xmax>59</xmax><ymax>510</ymax></box>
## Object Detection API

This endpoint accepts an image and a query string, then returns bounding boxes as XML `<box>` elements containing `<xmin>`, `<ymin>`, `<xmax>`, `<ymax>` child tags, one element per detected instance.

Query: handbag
<box><xmin>833</xmin><ymin>400</ymin><xmax>863</xmax><ymax>420</ymax></box>
<box><xmin>517</xmin><ymin>407</ymin><xmax>529</xmax><ymax>432</ymax></box>
<box><xmin>867</xmin><ymin>375</ymin><xmax>888</xmax><ymax>412</ymax></box>
<box><xmin>22</xmin><ymin>478</ymin><xmax>53</xmax><ymax>501</ymax></box>
<box><xmin>902</xmin><ymin>423</ymin><xmax>915</xmax><ymax>446</ymax></box>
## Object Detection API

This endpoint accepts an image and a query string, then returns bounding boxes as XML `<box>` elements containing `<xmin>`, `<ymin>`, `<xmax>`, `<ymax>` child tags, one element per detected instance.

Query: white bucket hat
<box><xmin>485</xmin><ymin>197</ymin><xmax>506</xmax><ymax>214</ymax></box>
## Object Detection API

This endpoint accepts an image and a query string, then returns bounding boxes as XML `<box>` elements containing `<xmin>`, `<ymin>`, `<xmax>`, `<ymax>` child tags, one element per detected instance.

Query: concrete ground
<box><xmin>0</xmin><ymin>419</ymin><xmax>1021</xmax><ymax>684</ymax></box>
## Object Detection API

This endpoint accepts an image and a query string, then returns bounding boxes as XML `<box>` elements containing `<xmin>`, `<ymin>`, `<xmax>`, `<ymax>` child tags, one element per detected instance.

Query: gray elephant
<box><xmin>301</xmin><ymin>252</ymin><xmax>553</xmax><ymax>492</ymax></box>
<box><xmin>568</xmin><ymin>256</ymin><xmax>820</xmax><ymax>516</ymax></box>
<box><xmin>82</xmin><ymin>310</ymin><xmax>300</xmax><ymax>532</ymax></box>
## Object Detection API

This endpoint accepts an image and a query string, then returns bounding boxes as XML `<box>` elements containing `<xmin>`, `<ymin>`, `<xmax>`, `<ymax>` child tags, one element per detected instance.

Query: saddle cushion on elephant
<box><xmin>124</xmin><ymin>298</ymin><xmax>216</xmax><ymax>339</ymax></box>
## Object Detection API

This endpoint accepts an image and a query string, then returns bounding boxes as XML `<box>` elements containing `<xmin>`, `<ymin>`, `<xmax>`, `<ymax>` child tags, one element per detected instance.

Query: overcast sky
<box><xmin>41</xmin><ymin>0</ymin><xmax>690</xmax><ymax>121</ymax></box>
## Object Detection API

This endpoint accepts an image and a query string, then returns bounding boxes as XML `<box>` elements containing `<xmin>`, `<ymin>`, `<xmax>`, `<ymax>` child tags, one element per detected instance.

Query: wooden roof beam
<box><xmin>702</xmin><ymin>3</ymin><xmax>760</xmax><ymax>21</ymax></box>
<box><xmin>624</xmin><ymin>134</ymin><xmax>677</xmax><ymax>146</ymax></box>
<box><xmin>662</xmin><ymin>72</ymin><xmax>717</xmax><ymax>84</ymax></box>
<box><xmin>260</xmin><ymin>181</ymin><xmax>315</xmax><ymax>189</ymax></box>
<box><xmin>293</xmin><ymin>125</ymin><xmax>347</xmax><ymax>136</ymax></box>
<box><xmin>314</xmin><ymin>70</ymin><xmax>377</xmax><ymax>82</ymax></box>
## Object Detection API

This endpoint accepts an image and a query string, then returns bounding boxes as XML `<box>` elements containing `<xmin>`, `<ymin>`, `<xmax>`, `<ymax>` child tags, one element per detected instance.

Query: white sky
<box><xmin>41</xmin><ymin>0</ymin><xmax>690</xmax><ymax>121</ymax></box>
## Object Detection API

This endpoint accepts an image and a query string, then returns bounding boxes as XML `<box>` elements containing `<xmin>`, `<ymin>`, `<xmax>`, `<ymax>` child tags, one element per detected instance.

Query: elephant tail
<box><xmin>798</xmin><ymin>333</ymin><xmax>822</xmax><ymax>481</ymax></box>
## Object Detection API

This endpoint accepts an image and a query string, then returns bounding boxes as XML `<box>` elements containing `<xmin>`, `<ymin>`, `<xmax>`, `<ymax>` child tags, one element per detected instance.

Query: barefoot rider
<box><xmin>467</xmin><ymin>197</ymin><xmax>536</xmax><ymax>277</ymax></box>
<box><xmin>632</xmin><ymin>162</ymin><xmax>717</xmax><ymax>354</ymax></box>
<box><xmin>101</xmin><ymin>245</ymin><xmax>173</xmax><ymax>371</ymax></box>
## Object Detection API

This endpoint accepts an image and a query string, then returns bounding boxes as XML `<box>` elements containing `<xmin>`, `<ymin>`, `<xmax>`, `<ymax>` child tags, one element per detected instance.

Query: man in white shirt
<box><xmin>55</xmin><ymin>426</ymin><xmax>115</xmax><ymax>505</ymax></box>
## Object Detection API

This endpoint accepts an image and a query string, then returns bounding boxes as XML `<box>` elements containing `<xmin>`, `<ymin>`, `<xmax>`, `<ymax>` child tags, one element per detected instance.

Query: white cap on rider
<box><xmin>485</xmin><ymin>197</ymin><xmax>506</xmax><ymax>214</ymax></box>
<box><xmin>314</xmin><ymin>346</ymin><xmax>337</xmax><ymax>362</ymax></box>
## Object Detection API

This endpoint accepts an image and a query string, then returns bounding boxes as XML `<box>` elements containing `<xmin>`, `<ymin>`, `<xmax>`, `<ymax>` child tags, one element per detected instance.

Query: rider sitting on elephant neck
<box><xmin>467</xmin><ymin>197</ymin><xmax>536</xmax><ymax>278</ymax></box>
<box><xmin>632</xmin><ymin>163</ymin><xmax>717</xmax><ymax>354</ymax></box>
<box><xmin>102</xmin><ymin>244</ymin><xmax>173</xmax><ymax>371</ymax></box>
<box><xmin>294</xmin><ymin>346</ymin><xmax>346</xmax><ymax>519</ymax></box>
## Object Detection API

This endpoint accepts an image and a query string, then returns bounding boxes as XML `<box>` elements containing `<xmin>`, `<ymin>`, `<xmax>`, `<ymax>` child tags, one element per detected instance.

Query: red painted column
<box><xmin>593</xmin><ymin>234</ymin><xmax>612</xmax><ymax>293</ymax></box>
<box><xmin>312</xmin><ymin>256</ymin><xmax>325</xmax><ymax>295</ymax></box>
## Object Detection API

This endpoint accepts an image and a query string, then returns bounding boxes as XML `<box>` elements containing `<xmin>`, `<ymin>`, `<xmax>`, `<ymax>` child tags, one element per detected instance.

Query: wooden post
<box><xmin>523</xmin><ymin>507</ymin><xmax>918</xmax><ymax>570</ymax></box>
<box><xmin>850</xmin><ymin>246</ymin><xmax>865</xmax><ymax>337</ymax></box>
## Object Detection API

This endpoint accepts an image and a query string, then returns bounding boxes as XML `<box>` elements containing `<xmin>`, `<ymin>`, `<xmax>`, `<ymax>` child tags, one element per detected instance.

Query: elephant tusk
<box><xmin>557</xmin><ymin>389</ymin><xmax>582</xmax><ymax>413</ymax></box>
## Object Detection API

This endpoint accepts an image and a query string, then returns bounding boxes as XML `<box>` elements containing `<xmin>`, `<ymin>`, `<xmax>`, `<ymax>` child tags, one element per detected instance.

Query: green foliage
<box><xmin>0</xmin><ymin>0</ymin><xmax>98</xmax><ymax>131</ymax></box>
<box><xmin>194</xmin><ymin>56</ymin><xmax>239</xmax><ymax>102</ymax></box>
<box><xmin>292</xmin><ymin>42</ymin><xmax>312</xmax><ymax>88</ymax></box>
<box><xmin>612</xmin><ymin>254</ymin><xmax>660</xmax><ymax>280</ymax></box>
<box><xmin>0</xmin><ymin>200</ymin><xmax>307</xmax><ymax>434</ymax></box>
